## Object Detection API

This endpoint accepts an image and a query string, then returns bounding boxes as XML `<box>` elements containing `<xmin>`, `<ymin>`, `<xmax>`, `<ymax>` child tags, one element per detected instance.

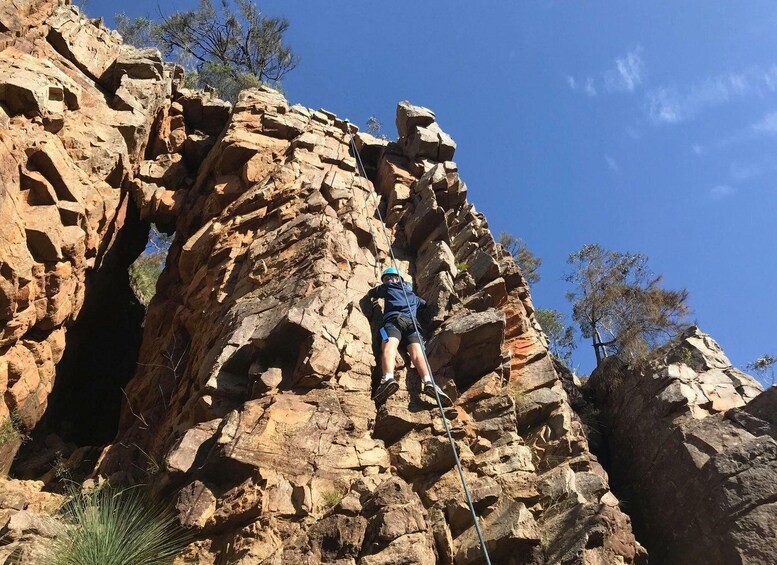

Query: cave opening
<box><xmin>12</xmin><ymin>196</ymin><xmax>155</xmax><ymax>482</ymax></box>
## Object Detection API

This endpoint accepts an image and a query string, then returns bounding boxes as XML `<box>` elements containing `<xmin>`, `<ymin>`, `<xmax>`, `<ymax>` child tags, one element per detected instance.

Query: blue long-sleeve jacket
<box><xmin>368</xmin><ymin>280</ymin><xmax>427</xmax><ymax>322</ymax></box>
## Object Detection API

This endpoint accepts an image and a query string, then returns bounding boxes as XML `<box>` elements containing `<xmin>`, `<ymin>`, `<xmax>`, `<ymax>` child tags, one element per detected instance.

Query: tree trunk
<box><xmin>592</xmin><ymin>327</ymin><xmax>609</xmax><ymax>367</ymax></box>
<box><xmin>592</xmin><ymin>331</ymin><xmax>602</xmax><ymax>366</ymax></box>
<box><xmin>595</xmin><ymin>328</ymin><xmax>608</xmax><ymax>360</ymax></box>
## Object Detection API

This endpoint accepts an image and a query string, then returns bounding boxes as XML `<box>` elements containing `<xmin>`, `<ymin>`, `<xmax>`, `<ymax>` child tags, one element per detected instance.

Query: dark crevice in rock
<box><xmin>555</xmin><ymin>359</ymin><xmax>606</xmax><ymax>455</ymax></box>
<box><xmin>555</xmin><ymin>358</ymin><xmax>651</xmax><ymax>551</ymax></box>
<box><xmin>579</xmin><ymin>362</ymin><xmax>675</xmax><ymax>564</ymax></box>
<box><xmin>13</xmin><ymin>196</ymin><xmax>150</xmax><ymax>480</ymax></box>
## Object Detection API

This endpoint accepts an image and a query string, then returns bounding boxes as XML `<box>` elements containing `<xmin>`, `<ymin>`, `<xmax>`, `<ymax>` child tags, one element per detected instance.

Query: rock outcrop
<box><xmin>90</xmin><ymin>90</ymin><xmax>645</xmax><ymax>563</ymax></box>
<box><xmin>0</xmin><ymin>1</ymin><xmax>231</xmax><ymax>466</ymax></box>
<box><xmin>0</xmin><ymin>0</ymin><xmax>165</xmax><ymax>458</ymax></box>
<box><xmin>22</xmin><ymin>3</ymin><xmax>777</xmax><ymax>564</ymax></box>
<box><xmin>0</xmin><ymin>477</ymin><xmax>64</xmax><ymax>563</ymax></box>
<box><xmin>587</xmin><ymin>326</ymin><xmax>776</xmax><ymax>565</ymax></box>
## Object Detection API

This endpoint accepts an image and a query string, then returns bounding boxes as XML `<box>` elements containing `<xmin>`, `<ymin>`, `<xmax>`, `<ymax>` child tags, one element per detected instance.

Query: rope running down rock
<box><xmin>347</xmin><ymin>128</ymin><xmax>492</xmax><ymax>565</ymax></box>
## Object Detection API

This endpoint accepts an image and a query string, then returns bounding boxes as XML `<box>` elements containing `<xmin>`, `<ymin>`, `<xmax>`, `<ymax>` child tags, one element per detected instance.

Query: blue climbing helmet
<box><xmin>381</xmin><ymin>267</ymin><xmax>401</xmax><ymax>282</ymax></box>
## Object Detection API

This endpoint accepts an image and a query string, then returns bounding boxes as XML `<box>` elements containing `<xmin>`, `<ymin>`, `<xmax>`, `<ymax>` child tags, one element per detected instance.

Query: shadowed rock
<box><xmin>588</xmin><ymin>326</ymin><xmax>775</xmax><ymax>565</ymax></box>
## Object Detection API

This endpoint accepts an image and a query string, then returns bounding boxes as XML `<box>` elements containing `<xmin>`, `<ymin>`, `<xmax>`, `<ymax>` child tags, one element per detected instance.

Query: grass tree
<box><xmin>46</xmin><ymin>485</ymin><xmax>190</xmax><ymax>565</ymax></box>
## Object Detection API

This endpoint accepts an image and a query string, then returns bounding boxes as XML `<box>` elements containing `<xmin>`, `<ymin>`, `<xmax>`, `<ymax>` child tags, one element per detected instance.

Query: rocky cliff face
<box><xmin>0</xmin><ymin>0</ymin><xmax>234</xmax><ymax>465</ymax></box>
<box><xmin>0</xmin><ymin>0</ymin><xmax>168</xmax><ymax>462</ymax></box>
<box><xmin>89</xmin><ymin>88</ymin><xmax>644</xmax><ymax>563</ymax></box>
<box><xmin>1</xmin><ymin>6</ymin><xmax>645</xmax><ymax>557</ymax></box>
<box><xmin>1</xmin><ymin>3</ymin><xmax>772</xmax><ymax>565</ymax></box>
<box><xmin>587</xmin><ymin>327</ymin><xmax>776</xmax><ymax>565</ymax></box>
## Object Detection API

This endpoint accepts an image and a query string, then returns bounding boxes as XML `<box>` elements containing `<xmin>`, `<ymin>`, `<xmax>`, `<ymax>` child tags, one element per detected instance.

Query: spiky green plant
<box><xmin>320</xmin><ymin>489</ymin><xmax>344</xmax><ymax>509</ymax></box>
<box><xmin>0</xmin><ymin>413</ymin><xmax>24</xmax><ymax>446</ymax></box>
<box><xmin>45</xmin><ymin>485</ymin><xmax>189</xmax><ymax>565</ymax></box>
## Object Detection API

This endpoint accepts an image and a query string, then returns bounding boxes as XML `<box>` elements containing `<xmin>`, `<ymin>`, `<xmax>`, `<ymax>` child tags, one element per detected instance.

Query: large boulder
<box><xmin>587</xmin><ymin>326</ymin><xmax>775</xmax><ymax>564</ymax></box>
<box><xmin>426</xmin><ymin>308</ymin><xmax>506</xmax><ymax>389</ymax></box>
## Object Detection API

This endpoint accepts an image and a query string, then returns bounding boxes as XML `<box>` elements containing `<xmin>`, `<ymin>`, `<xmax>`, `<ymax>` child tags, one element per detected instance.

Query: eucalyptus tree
<box><xmin>565</xmin><ymin>243</ymin><xmax>690</xmax><ymax>366</ymax></box>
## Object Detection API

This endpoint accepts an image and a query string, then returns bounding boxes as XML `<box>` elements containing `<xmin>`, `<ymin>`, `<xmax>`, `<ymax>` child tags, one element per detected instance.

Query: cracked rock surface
<box><xmin>0</xmin><ymin>0</ymin><xmax>182</xmax><ymax>448</ymax></box>
<box><xmin>15</xmin><ymin>4</ymin><xmax>777</xmax><ymax>564</ymax></box>
<box><xmin>92</xmin><ymin>91</ymin><xmax>645</xmax><ymax>563</ymax></box>
<box><xmin>588</xmin><ymin>326</ymin><xmax>775</xmax><ymax>565</ymax></box>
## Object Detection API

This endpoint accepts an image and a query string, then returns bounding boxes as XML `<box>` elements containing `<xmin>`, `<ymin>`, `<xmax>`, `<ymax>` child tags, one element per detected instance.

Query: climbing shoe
<box><xmin>373</xmin><ymin>378</ymin><xmax>399</xmax><ymax>404</ymax></box>
<box><xmin>423</xmin><ymin>381</ymin><xmax>453</xmax><ymax>408</ymax></box>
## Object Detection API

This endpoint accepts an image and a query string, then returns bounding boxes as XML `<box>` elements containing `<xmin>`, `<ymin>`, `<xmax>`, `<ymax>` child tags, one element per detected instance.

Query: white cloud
<box><xmin>751</xmin><ymin>111</ymin><xmax>777</xmax><ymax>133</ymax></box>
<box><xmin>728</xmin><ymin>72</ymin><xmax>748</xmax><ymax>94</ymax></box>
<box><xmin>625</xmin><ymin>126</ymin><xmax>642</xmax><ymax>140</ymax></box>
<box><xmin>647</xmin><ymin>67</ymin><xmax>777</xmax><ymax>125</ymax></box>
<box><xmin>584</xmin><ymin>77</ymin><xmax>597</xmax><ymax>97</ymax></box>
<box><xmin>710</xmin><ymin>184</ymin><xmax>735</xmax><ymax>200</ymax></box>
<box><xmin>693</xmin><ymin>110</ymin><xmax>777</xmax><ymax>155</ymax></box>
<box><xmin>567</xmin><ymin>46</ymin><xmax>644</xmax><ymax>98</ymax></box>
<box><xmin>763</xmin><ymin>66</ymin><xmax>777</xmax><ymax>91</ymax></box>
<box><xmin>730</xmin><ymin>162</ymin><xmax>762</xmax><ymax>182</ymax></box>
<box><xmin>646</xmin><ymin>87</ymin><xmax>682</xmax><ymax>123</ymax></box>
<box><xmin>604</xmin><ymin>47</ymin><xmax>645</xmax><ymax>92</ymax></box>
<box><xmin>605</xmin><ymin>155</ymin><xmax>620</xmax><ymax>173</ymax></box>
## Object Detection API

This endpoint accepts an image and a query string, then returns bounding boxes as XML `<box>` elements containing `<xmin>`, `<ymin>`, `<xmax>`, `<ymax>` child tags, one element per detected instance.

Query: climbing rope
<box><xmin>347</xmin><ymin>129</ymin><xmax>492</xmax><ymax>565</ymax></box>
<box><xmin>327</xmin><ymin>133</ymin><xmax>382</xmax><ymax>280</ymax></box>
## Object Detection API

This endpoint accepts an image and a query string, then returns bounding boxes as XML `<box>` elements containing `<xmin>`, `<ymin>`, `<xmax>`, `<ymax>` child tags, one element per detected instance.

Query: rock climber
<box><xmin>368</xmin><ymin>267</ymin><xmax>453</xmax><ymax>407</ymax></box>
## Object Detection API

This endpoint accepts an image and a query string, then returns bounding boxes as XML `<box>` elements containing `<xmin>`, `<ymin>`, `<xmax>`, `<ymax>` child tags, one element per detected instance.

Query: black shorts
<box><xmin>380</xmin><ymin>315</ymin><xmax>421</xmax><ymax>346</ymax></box>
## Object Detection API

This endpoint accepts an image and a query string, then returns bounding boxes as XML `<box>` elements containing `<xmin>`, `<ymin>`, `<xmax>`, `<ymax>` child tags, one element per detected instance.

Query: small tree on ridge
<box><xmin>536</xmin><ymin>308</ymin><xmax>576</xmax><ymax>365</ymax></box>
<box><xmin>117</xmin><ymin>0</ymin><xmax>298</xmax><ymax>101</ymax></box>
<box><xmin>565</xmin><ymin>243</ymin><xmax>690</xmax><ymax>367</ymax></box>
<box><xmin>499</xmin><ymin>233</ymin><xmax>542</xmax><ymax>285</ymax></box>
<box><xmin>747</xmin><ymin>354</ymin><xmax>776</xmax><ymax>387</ymax></box>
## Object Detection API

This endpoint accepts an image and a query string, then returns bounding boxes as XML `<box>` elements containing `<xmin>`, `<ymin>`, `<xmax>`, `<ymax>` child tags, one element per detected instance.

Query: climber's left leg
<box><xmin>407</xmin><ymin>341</ymin><xmax>452</xmax><ymax>408</ymax></box>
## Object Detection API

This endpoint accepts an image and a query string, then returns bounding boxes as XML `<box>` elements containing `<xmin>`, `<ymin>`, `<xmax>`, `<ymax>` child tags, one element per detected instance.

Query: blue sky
<box><xmin>94</xmin><ymin>1</ymin><xmax>776</xmax><ymax>384</ymax></box>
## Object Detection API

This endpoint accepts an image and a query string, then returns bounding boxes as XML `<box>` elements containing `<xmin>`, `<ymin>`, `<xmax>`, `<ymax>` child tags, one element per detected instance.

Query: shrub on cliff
<box><xmin>45</xmin><ymin>484</ymin><xmax>189</xmax><ymax>565</ymax></box>
<box><xmin>0</xmin><ymin>413</ymin><xmax>25</xmax><ymax>447</ymax></box>
<box><xmin>499</xmin><ymin>232</ymin><xmax>542</xmax><ymax>285</ymax></box>
<box><xmin>747</xmin><ymin>354</ymin><xmax>776</xmax><ymax>387</ymax></box>
<box><xmin>129</xmin><ymin>227</ymin><xmax>173</xmax><ymax>306</ymax></box>
<box><xmin>536</xmin><ymin>308</ymin><xmax>576</xmax><ymax>365</ymax></box>
<box><xmin>129</xmin><ymin>253</ymin><xmax>164</xmax><ymax>306</ymax></box>
<box><xmin>116</xmin><ymin>0</ymin><xmax>298</xmax><ymax>101</ymax></box>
